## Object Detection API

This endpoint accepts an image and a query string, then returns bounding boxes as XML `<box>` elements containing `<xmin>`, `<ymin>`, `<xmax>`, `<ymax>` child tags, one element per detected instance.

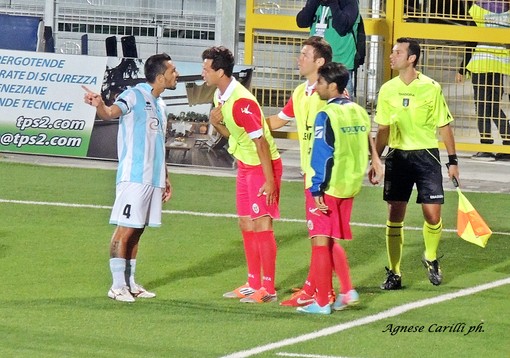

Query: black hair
<box><xmin>318</xmin><ymin>62</ymin><xmax>349</xmax><ymax>93</ymax></box>
<box><xmin>201</xmin><ymin>46</ymin><xmax>235</xmax><ymax>77</ymax></box>
<box><xmin>144</xmin><ymin>53</ymin><xmax>172</xmax><ymax>83</ymax></box>
<box><xmin>396</xmin><ymin>37</ymin><xmax>421</xmax><ymax>67</ymax></box>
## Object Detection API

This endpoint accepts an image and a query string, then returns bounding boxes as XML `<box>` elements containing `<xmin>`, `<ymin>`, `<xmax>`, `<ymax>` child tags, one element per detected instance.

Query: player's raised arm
<box><xmin>82</xmin><ymin>85</ymin><xmax>122</xmax><ymax>121</ymax></box>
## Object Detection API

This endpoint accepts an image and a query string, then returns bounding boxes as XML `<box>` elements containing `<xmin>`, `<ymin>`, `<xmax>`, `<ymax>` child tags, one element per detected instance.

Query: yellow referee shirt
<box><xmin>375</xmin><ymin>72</ymin><xmax>453</xmax><ymax>150</ymax></box>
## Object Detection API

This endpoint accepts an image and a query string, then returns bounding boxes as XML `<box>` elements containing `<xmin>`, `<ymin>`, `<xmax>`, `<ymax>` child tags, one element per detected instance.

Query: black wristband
<box><xmin>448</xmin><ymin>154</ymin><xmax>458</xmax><ymax>166</ymax></box>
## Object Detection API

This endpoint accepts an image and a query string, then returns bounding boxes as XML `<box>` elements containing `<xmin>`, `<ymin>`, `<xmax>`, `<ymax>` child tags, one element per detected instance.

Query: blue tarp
<box><xmin>0</xmin><ymin>14</ymin><xmax>42</xmax><ymax>51</ymax></box>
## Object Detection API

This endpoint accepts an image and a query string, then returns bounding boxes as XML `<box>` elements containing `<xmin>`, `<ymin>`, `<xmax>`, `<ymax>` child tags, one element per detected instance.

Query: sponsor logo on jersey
<box><xmin>149</xmin><ymin>116</ymin><xmax>160</xmax><ymax>131</ymax></box>
<box><xmin>340</xmin><ymin>125</ymin><xmax>367</xmax><ymax>134</ymax></box>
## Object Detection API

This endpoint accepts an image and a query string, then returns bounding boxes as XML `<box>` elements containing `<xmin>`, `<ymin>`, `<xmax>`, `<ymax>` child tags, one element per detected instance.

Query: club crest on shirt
<box><xmin>403</xmin><ymin>98</ymin><xmax>409</xmax><ymax>107</ymax></box>
<box><xmin>241</xmin><ymin>104</ymin><xmax>253</xmax><ymax>115</ymax></box>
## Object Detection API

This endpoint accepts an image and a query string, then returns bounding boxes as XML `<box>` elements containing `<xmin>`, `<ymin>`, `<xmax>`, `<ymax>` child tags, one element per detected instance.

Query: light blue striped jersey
<box><xmin>113</xmin><ymin>83</ymin><xmax>167</xmax><ymax>188</ymax></box>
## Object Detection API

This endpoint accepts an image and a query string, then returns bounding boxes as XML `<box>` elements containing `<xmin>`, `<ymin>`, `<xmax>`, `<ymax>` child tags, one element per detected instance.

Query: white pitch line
<box><xmin>276</xmin><ymin>353</ymin><xmax>352</xmax><ymax>358</ymax></box>
<box><xmin>1</xmin><ymin>198</ymin><xmax>509</xmax><ymax>236</ymax></box>
<box><xmin>220</xmin><ymin>278</ymin><xmax>510</xmax><ymax>358</ymax></box>
<box><xmin>0</xmin><ymin>198</ymin><xmax>113</xmax><ymax>209</ymax></box>
<box><xmin>1</xmin><ymin>197</ymin><xmax>509</xmax><ymax>356</ymax></box>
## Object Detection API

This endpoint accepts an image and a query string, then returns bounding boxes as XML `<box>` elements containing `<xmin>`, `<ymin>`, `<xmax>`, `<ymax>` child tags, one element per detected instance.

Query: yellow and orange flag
<box><xmin>455</xmin><ymin>185</ymin><xmax>492</xmax><ymax>248</ymax></box>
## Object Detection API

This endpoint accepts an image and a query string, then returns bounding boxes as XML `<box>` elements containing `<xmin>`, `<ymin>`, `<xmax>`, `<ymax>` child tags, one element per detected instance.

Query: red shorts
<box><xmin>236</xmin><ymin>158</ymin><xmax>282</xmax><ymax>219</ymax></box>
<box><xmin>305</xmin><ymin>190</ymin><xmax>354</xmax><ymax>240</ymax></box>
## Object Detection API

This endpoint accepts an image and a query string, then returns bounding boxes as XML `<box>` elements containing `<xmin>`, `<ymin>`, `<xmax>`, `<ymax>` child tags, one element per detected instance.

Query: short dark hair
<box><xmin>144</xmin><ymin>53</ymin><xmax>172</xmax><ymax>83</ymax></box>
<box><xmin>396</xmin><ymin>37</ymin><xmax>421</xmax><ymax>67</ymax></box>
<box><xmin>318</xmin><ymin>62</ymin><xmax>349</xmax><ymax>93</ymax></box>
<box><xmin>303</xmin><ymin>36</ymin><xmax>332</xmax><ymax>64</ymax></box>
<box><xmin>201</xmin><ymin>46</ymin><xmax>235</xmax><ymax>77</ymax></box>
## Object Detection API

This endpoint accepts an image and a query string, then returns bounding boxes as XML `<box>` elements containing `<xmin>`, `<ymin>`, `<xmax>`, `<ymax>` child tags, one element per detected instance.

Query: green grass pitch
<box><xmin>0</xmin><ymin>161</ymin><xmax>509</xmax><ymax>357</ymax></box>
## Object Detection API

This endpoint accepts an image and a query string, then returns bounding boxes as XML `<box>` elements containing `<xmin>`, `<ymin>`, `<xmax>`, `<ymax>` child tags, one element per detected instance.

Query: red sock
<box><xmin>332</xmin><ymin>242</ymin><xmax>353</xmax><ymax>294</ymax></box>
<box><xmin>312</xmin><ymin>245</ymin><xmax>332</xmax><ymax>307</ymax></box>
<box><xmin>242</xmin><ymin>231</ymin><xmax>261</xmax><ymax>289</ymax></box>
<box><xmin>303</xmin><ymin>245</ymin><xmax>315</xmax><ymax>296</ymax></box>
<box><xmin>256</xmin><ymin>230</ymin><xmax>277</xmax><ymax>294</ymax></box>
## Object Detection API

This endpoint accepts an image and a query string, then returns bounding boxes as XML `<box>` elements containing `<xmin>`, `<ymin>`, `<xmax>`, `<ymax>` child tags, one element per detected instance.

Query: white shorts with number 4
<box><xmin>109</xmin><ymin>182</ymin><xmax>163</xmax><ymax>228</ymax></box>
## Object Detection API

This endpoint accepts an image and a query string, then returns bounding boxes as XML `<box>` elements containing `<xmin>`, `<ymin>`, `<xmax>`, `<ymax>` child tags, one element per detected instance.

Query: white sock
<box><xmin>127</xmin><ymin>259</ymin><xmax>137</xmax><ymax>288</ymax></box>
<box><xmin>109</xmin><ymin>258</ymin><xmax>126</xmax><ymax>289</ymax></box>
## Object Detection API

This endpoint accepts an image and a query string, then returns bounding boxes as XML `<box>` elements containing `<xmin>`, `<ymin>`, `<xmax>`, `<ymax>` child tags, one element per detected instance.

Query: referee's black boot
<box><xmin>422</xmin><ymin>256</ymin><xmax>443</xmax><ymax>286</ymax></box>
<box><xmin>380</xmin><ymin>267</ymin><xmax>402</xmax><ymax>290</ymax></box>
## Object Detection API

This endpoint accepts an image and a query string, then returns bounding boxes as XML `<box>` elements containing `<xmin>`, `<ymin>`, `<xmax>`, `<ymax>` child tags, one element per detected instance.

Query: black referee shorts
<box><xmin>383</xmin><ymin>148</ymin><xmax>444</xmax><ymax>204</ymax></box>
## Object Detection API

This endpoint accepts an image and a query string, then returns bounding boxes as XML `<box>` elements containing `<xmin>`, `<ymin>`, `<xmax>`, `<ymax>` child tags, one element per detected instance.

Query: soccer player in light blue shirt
<box><xmin>114</xmin><ymin>82</ymin><xmax>167</xmax><ymax>188</ymax></box>
<box><xmin>83</xmin><ymin>53</ymin><xmax>178</xmax><ymax>302</ymax></box>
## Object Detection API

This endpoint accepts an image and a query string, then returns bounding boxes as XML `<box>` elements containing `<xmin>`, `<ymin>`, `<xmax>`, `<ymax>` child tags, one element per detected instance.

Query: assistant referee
<box><xmin>370</xmin><ymin>37</ymin><xmax>460</xmax><ymax>290</ymax></box>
